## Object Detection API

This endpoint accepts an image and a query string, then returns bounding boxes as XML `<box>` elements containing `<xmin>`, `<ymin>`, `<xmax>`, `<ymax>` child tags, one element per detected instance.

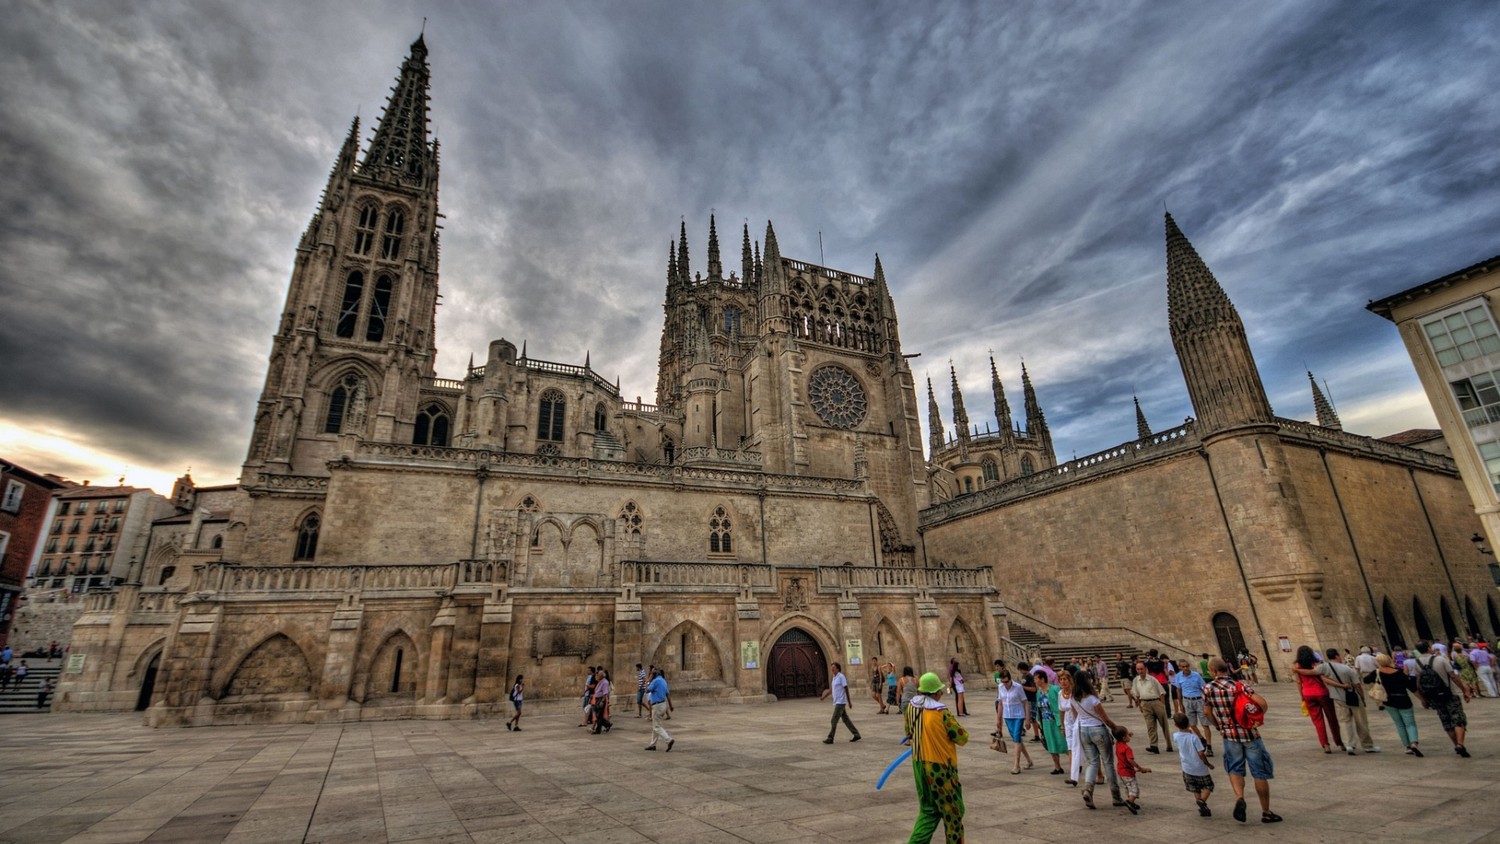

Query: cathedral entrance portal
<box><xmin>768</xmin><ymin>628</ymin><xmax>828</xmax><ymax>700</ymax></box>
<box><xmin>1211</xmin><ymin>612</ymin><xmax>1247</xmax><ymax>662</ymax></box>
<box><xmin>135</xmin><ymin>652</ymin><xmax>160</xmax><ymax>712</ymax></box>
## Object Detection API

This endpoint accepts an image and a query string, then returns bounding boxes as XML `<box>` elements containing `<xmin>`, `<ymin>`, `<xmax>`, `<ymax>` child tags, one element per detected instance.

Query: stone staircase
<box><xmin>1005</xmin><ymin>621</ymin><xmax>1139</xmax><ymax>682</ymax></box>
<box><xmin>0</xmin><ymin>660</ymin><xmax>61</xmax><ymax>714</ymax></box>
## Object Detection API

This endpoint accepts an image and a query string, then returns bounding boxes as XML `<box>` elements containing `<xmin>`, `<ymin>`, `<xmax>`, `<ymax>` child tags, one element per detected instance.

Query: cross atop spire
<box><xmin>1308</xmin><ymin>371</ymin><xmax>1342</xmax><ymax>430</ymax></box>
<box><xmin>361</xmin><ymin>35</ymin><xmax>435</xmax><ymax>185</ymax></box>
<box><xmin>707</xmin><ymin>213</ymin><xmax>722</xmax><ymax>279</ymax></box>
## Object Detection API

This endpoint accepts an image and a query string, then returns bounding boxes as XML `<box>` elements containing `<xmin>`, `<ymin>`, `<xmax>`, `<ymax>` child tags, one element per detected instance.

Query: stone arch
<box><xmin>147</xmin><ymin>541</ymin><xmax>180</xmax><ymax>586</ymax></box>
<box><xmin>220</xmin><ymin>633</ymin><xmax>314</xmax><ymax>699</ymax></box>
<box><xmin>947</xmin><ymin>617</ymin><xmax>981</xmax><ymax>676</ymax></box>
<box><xmin>869</xmin><ymin>615</ymin><xmax>911</xmax><ymax>671</ymax></box>
<box><xmin>650</xmin><ymin>620</ymin><xmax>727</xmax><ymax>686</ymax></box>
<box><xmin>762</xmin><ymin>612</ymin><xmax>841</xmax><ymax>669</ymax></box>
<box><xmin>1439</xmin><ymin>595</ymin><xmax>1460</xmax><ymax>642</ymax></box>
<box><xmin>1382</xmin><ymin>597</ymin><xmax>1407</xmax><ymax>650</ymax></box>
<box><xmin>1412</xmin><ymin>596</ymin><xmax>1435</xmax><ymax>642</ymax></box>
<box><xmin>1464</xmin><ymin>596</ymin><xmax>1483</xmax><ymax>640</ymax></box>
<box><xmin>127</xmin><ymin>638</ymin><xmax>168</xmax><ymax>683</ymax></box>
<box><xmin>359</xmin><ymin>629</ymin><xmax>421</xmax><ymax>703</ymax></box>
<box><xmin>1488</xmin><ymin>594</ymin><xmax>1500</xmax><ymax>641</ymax></box>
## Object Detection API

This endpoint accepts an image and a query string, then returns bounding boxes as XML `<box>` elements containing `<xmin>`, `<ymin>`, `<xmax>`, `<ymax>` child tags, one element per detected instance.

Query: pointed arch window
<box><xmin>336</xmin><ymin>271</ymin><xmax>364</xmax><ymax>338</ymax></box>
<box><xmin>211</xmin><ymin>534</ymin><xmax>223</xmax><ymax>550</ymax></box>
<box><xmin>981</xmin><ymin>457</ymin><xmax>999</xmax><ymax>483</ymax></box>
<box><xmin>294</xmin><ymin>512</ymin><xmax>320</xmax><ymax>561</ymax></box>
<box><xmin>709</xmin><ymin>506</ymin><xmax>733</xmax><ymax>555</ymax></box>
<box><xmin>324</xmin><ymin>372</ymin><xmax>365</xmax><ymax>433</ymax></box>
<box><xmin>619</xmin><ymin>501</ymin><xmax>643</xmax><ymax>536</ymax></box>
<box><xmin>413</xmin><ymin>403</ymin><xmax>451</xmax><ymax>447</ymax></box>
<box><xmin>1021</xmin><ymin>455</ymin><xmax>1035</xmax><ymax>476</ymax></box>
<box><xmin>353</xmin><ymin>204</ymin><xmax>378</xmax><ymax>255</ymax></box>
<box><xmin>538</xmin><ymin>389</ymin><xmax>565</xmax><ymax>442</ymax></box>
<box><xmin>380</xmin><ymin>209</ymin><xmax>406</xmax><ymax>260</ymax></box>
<box><xmin>594</xmin><ymin>402</ymin><xmax>608</xmax><ymax>432</ymax></box>
<box><xmin>366</xmin><ymin>274</ymin><xmax>393</xmax><ymax>342</ymax></box>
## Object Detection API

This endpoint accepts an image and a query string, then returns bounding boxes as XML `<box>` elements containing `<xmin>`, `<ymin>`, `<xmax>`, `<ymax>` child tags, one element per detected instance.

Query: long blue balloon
<box><xmin>876</xmin><ymin>748</ymin><xmax>914</xmax><ymax>790</ymax></box>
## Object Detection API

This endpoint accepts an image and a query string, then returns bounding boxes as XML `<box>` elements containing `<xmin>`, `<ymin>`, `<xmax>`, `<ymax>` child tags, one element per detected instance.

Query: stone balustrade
<box><xmin>186</xmin><ymin>560</ymin><xmax>511</xmax><ymax>598</ymax></box>
<box><xmin>815</xmin><ymin>564</ymin><xmax>994</xmax><ymax>593</ymax></box>
<box><xmin>622</xmin><ymin>561</ymin><xmax>774</xmax><ymax>591</ymax></box>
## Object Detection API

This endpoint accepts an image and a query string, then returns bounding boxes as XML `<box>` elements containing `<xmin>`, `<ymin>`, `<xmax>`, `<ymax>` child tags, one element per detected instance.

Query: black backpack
<box><xmin>1416</xmin><ymin>657</ymin><xmax>1453</xmax><ymax>703</ymax></box>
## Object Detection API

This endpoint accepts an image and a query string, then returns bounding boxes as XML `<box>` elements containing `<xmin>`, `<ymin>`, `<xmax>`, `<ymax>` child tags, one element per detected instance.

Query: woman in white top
<box><xmin>1058</xmin><ymin>671</ymin><xmax>1082</xmax><ymax>786</ymax></box>
<box><xmin>1072</xmin><ymin>670</ymin><xmax>1123</xmax><ymax>810</ymax></box>
<box><xmin>994</xmin><ymin>671</ymin><xmax>1033</xmax><ymax>774</ymax></box>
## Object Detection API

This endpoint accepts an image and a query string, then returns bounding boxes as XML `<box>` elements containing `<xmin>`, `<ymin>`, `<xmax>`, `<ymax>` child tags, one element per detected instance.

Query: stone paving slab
<box><xmin>0</xmin><ymin>683</ymin><xmax>1495</xmax><ymax>843</ymax></box>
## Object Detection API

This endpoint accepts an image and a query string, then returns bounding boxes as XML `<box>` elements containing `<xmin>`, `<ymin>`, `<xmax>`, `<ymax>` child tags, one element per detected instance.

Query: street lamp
<box><xmin>1471</xmin><ymin>533</ymin><xmax>1493</xmax><ymax>556</ymax></box>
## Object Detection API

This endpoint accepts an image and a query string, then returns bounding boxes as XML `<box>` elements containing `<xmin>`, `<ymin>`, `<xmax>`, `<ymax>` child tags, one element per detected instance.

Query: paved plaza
<box><xmin>0</xmin><ymin>682</ymin><xmax>1495</xmax><ymax>844</ymax></box>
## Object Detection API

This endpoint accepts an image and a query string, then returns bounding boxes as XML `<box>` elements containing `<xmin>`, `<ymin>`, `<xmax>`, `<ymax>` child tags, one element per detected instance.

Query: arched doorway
<box><xmin>1464</xmin><ymin>597</ymin><xmax>1482</xmax><ymax>641</ymax></box>
<box><xmin>135</xmin><ymin>652</ymin><xmax>161</xmax><ymax>711</ymax></box>
<box><xmin>1412</xmin><ymin>597</ymin><xmax>1435</xmax><ymax>642</ymax></box>
<box><xmin>1439</xmin><ymin>597</ymin><xmax>1460</xmax><ymax>642</ymax></box>
<box><xmin>1488</xmin><ymin>595</ymin><xmax>1500</xmax><ymax>641</ymax></box>
<box><xmin>1211</xmin><ymin>612</ymin><xmax>1247</xmax><ymax>662</ymax></box>
<box><xmin>768</xmin><ymin>628</ymin><xmax>828</xmax><ymax>700</ymax></box>
<box><xmin>1382</xmin><ymin>598</ymin><xmax>1407</xmax><ymax>650</ymax></box>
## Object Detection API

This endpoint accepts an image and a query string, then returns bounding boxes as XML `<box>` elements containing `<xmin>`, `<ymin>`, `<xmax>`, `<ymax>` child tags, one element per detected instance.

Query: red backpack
<box><xmin>1231</xmin><ymin>681</ymin><xmax>1265</xmax><ymax>730</ymax></box>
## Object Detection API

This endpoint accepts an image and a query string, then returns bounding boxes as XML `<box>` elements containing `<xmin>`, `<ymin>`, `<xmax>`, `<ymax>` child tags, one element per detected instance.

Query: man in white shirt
<box><xmin>1322</xmin><ymin>649</ymin><xmax>1377</xmax><ymax>754</ymax></box>
<box><xmin>1469</xmin><ymin>646</ymin><xmax>1498</xmax><ymax>698</ymax></box>
<box><xmin>1411</xmin><ymin>640</ymin><xmax>1473</xmax><ymax>757</ymax></box>
<box><xmin>1126</xmin><ymin>662</ymin><xmax>1173</xmax><ymax>753</ymax></box>
<box><xmin>820</xmin><ymin>662</ymin><xmax>862</xmax><ymax>744</ymax></box>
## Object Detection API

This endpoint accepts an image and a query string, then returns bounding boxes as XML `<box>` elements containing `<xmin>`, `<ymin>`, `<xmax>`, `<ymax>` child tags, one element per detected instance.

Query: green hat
<box><xmin>917</xmin><ymin>672</ymin><xmax>943</xmax><ymax>694</ymax></box>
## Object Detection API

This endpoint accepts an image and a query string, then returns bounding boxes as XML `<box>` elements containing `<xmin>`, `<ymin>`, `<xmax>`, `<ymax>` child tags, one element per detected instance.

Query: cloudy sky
<box><xmin>3</xmin><ymin>1</ymin><xmax>1498</xmax><ymax>492</ymax></box>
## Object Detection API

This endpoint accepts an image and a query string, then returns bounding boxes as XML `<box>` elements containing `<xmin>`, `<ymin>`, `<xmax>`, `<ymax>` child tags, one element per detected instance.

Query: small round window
<box><xmin>807</xmin><ymin>365</ymin><xmax>868</xmax><ymax>429</ymax></box>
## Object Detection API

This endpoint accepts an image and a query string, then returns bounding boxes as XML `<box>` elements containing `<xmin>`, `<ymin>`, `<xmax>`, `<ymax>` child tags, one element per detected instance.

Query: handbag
<box><xmin>990</xmin><ymin>733</ymin><xmax>1007</xmax><ymax>753</ymax></box>
<box><xmin>1366</xmin><ymin>673</ymin><xmax>1389</xmax><ymax>704</ymax></box>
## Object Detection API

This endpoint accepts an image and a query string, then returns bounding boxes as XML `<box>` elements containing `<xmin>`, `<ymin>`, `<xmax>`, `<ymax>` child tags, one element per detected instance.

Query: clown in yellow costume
<box><xmin>903</xmin><ymin>672</ymin><xmax>969</xmax><ymax>843</ymax></box>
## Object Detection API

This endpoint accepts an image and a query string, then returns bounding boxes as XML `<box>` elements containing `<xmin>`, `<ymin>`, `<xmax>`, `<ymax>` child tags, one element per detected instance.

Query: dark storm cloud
<box><xmin>3</xmin><ymin>0</ymin><xmax>1498</xmax><ymax>486</ymax></box>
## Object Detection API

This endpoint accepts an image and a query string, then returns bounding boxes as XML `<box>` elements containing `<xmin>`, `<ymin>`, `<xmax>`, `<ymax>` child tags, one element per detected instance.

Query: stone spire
<box><xmin>927</xmin><ymin>377</ymin><xmax>945</xmax><ymax>456</ymax></box>
<box><xmin>990</xmin><ymin>354</ymin><xmax>1013</xmax><ymax>439</ymax></box>
<box><xmin>762</xmin><ymin>220</ymin><xmax>782</xmax><ymax>292</ymax></box>
<box><xmin>1166</xmin><ymin>212</ymin><xmax>1274</xmax><ymax>434</ymax></box>
<box><xmin>741</xmin><ymin>223</ymin><xmax>753</xmax><ymax>287</ymax></box>
<box><xmin>754</xmin><ymin>240</ymin><xmax>763</xmax><ymax>287</ymax></box>
<box><xmin>1021</xmin><ymin>363</ymin><xmax>1045</xmax><ymax>430</ymax></box>
<box><xmin>950</xmin><ymin>364</ymin><xmax>971</xmax><ymax>460</ymax></box>
<box><xmin>1308</xmin><ymin>371</ymin><xmax>1342</xmax><ymax>430</ymax></box>
<box><xmin>873</xmin><ymin>254</ymin><xmax>888</xmax><ymax>294</ymax></box>
<box><xmin>361</xmin><ymin>34</ymin><xmax>435</xmax><ymax>185</ymax></box>
<box><xmin>677</xmin><ymin>220</ymin><xmax>691</xmax><ymax>287</ymax></box>
<box><xmin>707</xmin><ymin>213</ymin><xmax>722</xmax><ymax>279</ymax></box>
<box><xmin>1134</xmin><ymin>396</ymin><xmax>1152</xmax><ymax>439</ymax></box>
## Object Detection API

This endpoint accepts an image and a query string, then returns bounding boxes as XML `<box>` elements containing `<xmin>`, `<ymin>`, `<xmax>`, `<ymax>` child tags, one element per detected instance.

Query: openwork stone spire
<box><xmin>667</xmin><ymin>241</ymin><xmax>679</xmax><ymax>289</ymax></box>
<box><xmin>1021</xmin><ymin>363</ymin><xmax>1045</xmax><ymax>430</ymax></box>
<box><xmin>361</xmin><ymin>34</ymin><xmax>434</xmax><ymax>185</ymax></box>
<box><xmin>950</xmin><ymin>364</ymin><xmax>971</xmax><ymax>460</ymax></box>
<box><xmin>1165</xmin><ymin>212</ymin><xmax>1273</xmax><ymax>434</ymax></box>
<box><xmin>990</xmin><ymin>355</ymin><xmax>1013</xmax><ymax>438</ymax></box>
<box><xmin>927</xmin><ymin>377</ymin><xmax>945</xmax><ymax>456</ymax></box>
<box><xmin>1309</xmin><ymin>371</ymin><xmax>1342</xmax><ymax>430</ymax></box>
<box><xmin>707</xmin><ymin>213</ymin><xmax>722</xmax><ymax>279</ymax></box>
<box><xmin>677</xmin><ymin>220</ymin><xmax>691</xmax><ymax>286</ymax></box>
<box><xmin>1135</xmin><ymin>396</ymin><xmax>1152</xmax><ymax>439</ymax></box>
<box><xmin>742</xmin><ymin>223</ymin><xmax>753</xmax><ymax>286</ymax></box>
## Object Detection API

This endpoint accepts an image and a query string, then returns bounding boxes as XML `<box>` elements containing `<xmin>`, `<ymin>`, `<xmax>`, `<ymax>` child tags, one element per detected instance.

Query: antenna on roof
<box><xmin>421</xmin><ymin>16</ymin><xmax>427</xmax><ymax>35</ymax></box>
<box><xmin>818</xmin><ymin>231</ymin><xmax>825</xmax><ymax>265</ymax></box>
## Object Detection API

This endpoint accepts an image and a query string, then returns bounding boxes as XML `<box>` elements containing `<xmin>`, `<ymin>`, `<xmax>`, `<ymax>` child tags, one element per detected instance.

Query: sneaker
<box><xmin>1126</xmin><ymin>801</ymin><xmax>1139</xmax><ymax>815</ymax></box>
<box><xmin>1233</xmin><ymin>798</ymin><xmax>1247</xmax><ymax>823</ymax></box>
<box><xmin>1262</xmin><ymin>812</ymin><xmax>1283</xmax><ymax>824</ymax></box>
<box><xmin>512</xmin><ymin>727</ymin><xmax>521</xmax><ymax>731</ymax></box>
<box><xmin>1145</xmin><ymin>746</ymin><xmax>1159</xmax><ymax>754</ymax></box>
<box><xmin>1346</xmin><ymin>748</ymin><xmax>1357</xmax><ymax>756</ymax></box>
<box><xmin>1365</xmin><ymin>746</ymin><xmax>1380</xmax><ymax>753</ymax></box>
<box><xmin>644</xmin><ymin>745</ymin><xmax>657</xmax><ymax>751</ymax></box>
<box><xmin>666</xmin><ymin>739</ymin><xmax>674</xmax><ymax>752</ymax></box>
<box><xmin>822</xmin><ymin>738</ymin><xmax>834</xmax><ymax>744</ymax></box>
<box><xmin>850</xmin><ymin>735</ymin><xmax>861</xmax><ymax>742</ymax></box>
<box><xmin>1456</xmin><ymin>745</ymin><xmax>1471</xmax><ymax>758</ymax></box>
<box><xmin>505</xmin><ymin>722</ymin><xmax>512</xmax><ymax>731</ymax></box>
<box><xmin>1082</xmin><ymin>792</ymin><xmax>1096</xmax><ymax>810</ymax></box>
<box><xmin>1197</xmin><ymin>799</ymin><xmax>1211</xmax><ymax>817</ymax></box>
<box><xmin>1410</xmin><ymin>746</ymin><xmax>1423</xmax><ymax>757</ymax></box>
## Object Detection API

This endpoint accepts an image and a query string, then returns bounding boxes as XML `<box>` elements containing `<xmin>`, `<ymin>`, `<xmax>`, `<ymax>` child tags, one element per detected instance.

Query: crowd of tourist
<box><xmin>876</xmin><ymin>636</ymin><xmax>1493</xmax><ymax>843</ymax></box>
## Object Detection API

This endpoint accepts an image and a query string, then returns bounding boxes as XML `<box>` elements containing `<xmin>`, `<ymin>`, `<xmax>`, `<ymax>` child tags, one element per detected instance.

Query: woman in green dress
<box><xmin>1452</xmin><ymin>643</ymin><xmax>1481</xmax><ymax>693</ymax></box>
<box><xmin>1034</xmin><ymin>669</ymin><xmax>1069</xmax><ymax>775</ymax></box>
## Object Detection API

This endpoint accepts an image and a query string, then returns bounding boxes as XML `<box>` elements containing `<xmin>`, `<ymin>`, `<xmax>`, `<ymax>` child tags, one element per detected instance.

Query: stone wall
<box><xmin>9</xmin><ymin>596</ymin><xmax>83</xmax><ymax>653</ymax></box>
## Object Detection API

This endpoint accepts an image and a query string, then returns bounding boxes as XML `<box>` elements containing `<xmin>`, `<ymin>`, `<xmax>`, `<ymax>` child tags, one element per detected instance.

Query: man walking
<box><xmin>1204</xmin><ymin>657</ymin><xmax>1280</xmax><ymax>824</ymax></box>
<box><xmin>1469</xmin><ymin>645</ymin><xmax>1498</xmax><ymax>698</ymax></box>
<box><xmin>1114</xmin><ymin>653</ymin><xmax>1134</xmax><ymax>701</ymax></box>
<box><xmin>1411</xmin><ymin>640</ymin><xmax>1473</xmax><ymax>757</ymax></box>
<box><xmin>643</xmin><ymin>668</ymin><xmax>674</xmax><ymax>752</ymax></box>
<box><xmin>819</xmin><ymin>661</ymin><xmax>861</xmax><ymax>743</ymax></box>
<box><xmin>1324</xmin><ymin>649</ymin><xmax>1377</xmax><ymax>753</ymax></box>
<box><xmin>636</xmin><ymin>663</ymin><xmax>648</xmax><ymax>717</ymax></box>
<box><xmin>1127</xmin><ymin>661</ymin><xmax>1173</xmax><ymax>753</ymax></box>
<box><xmin>1171</xmin><ymin>658</ymin><xmax>1212</xmax><ymax>755</ymax></box>
<box><xmin>905</xmin><ymin>672</ymin><xmax>968</xmax><ymax>843</ymax></box>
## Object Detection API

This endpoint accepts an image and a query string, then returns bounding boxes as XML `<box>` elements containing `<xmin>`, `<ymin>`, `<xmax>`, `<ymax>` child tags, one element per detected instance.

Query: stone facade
<box><xmin>54</xmin><ymin>40</ymin><xmax>1499</xmax><ymax>726</ymax></box>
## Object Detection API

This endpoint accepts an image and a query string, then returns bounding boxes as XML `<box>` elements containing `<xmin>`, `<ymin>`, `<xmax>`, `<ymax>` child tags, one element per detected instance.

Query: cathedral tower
<box><xmin>243</xmin><ymin>36</ymin><xmax>441</xmax><ymax>480</ymax></box>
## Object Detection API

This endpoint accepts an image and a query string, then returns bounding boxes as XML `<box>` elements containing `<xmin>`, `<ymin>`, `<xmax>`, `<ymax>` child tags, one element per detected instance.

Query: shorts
<box><xmin>1182</xmin><ymin>772</ymin><xmax>1214</xmax><ymax>793</ymax></box>
<box><xmin>1003</xmin><ymin>718</ymin><xmax>1026</xmax><ymax>743</ymax></box>
<box><xmin>1119</xmin><ymin>774</ymin><xmax>1140</xmax><ymax>800</ymax></box>
<box><xmin>1432</xmin><ymin>696</ymin><xmax>1468</xmax><ymax>732</ymax></box>
<box><xmin>1221</xmin><ymin>738</ymin><xmax>1273</xmax><ymax>781</ymax></box>
<box><xmin>1181</xmin><ymin>697</ymin><xmax>1208</xmax><ymax>726</ymax></box>
<box><xmin>511</xmin><ymin>699</ymin><xmax>522</xmax><ymax>712</ymax></box>
<box><xmin>636</xmin><ymin>689</ymin><xmax>645</xmax><ymax>704</ymax></box>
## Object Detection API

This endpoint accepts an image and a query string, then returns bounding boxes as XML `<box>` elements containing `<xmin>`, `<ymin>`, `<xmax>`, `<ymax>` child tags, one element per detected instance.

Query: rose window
<box><xmin>808</xmin><ymin>365</ymin><xmax>868</xmax><ymax>429</ymax></box>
